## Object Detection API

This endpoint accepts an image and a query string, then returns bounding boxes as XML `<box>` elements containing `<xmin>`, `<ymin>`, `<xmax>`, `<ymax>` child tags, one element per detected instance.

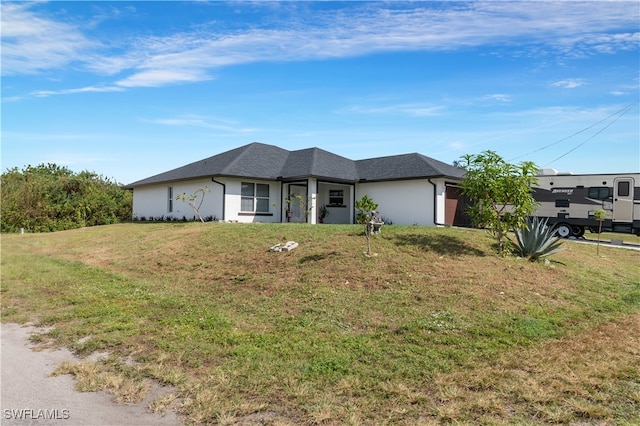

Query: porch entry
<box><xmin>317</xmin><ymin>182</ymin><xmax>353</xmax><ymax>224</ymax></box>
<box><xmin>288</xmin><ymin>184</ymin><xmax>308</xmax><ymax>223</ymax></box>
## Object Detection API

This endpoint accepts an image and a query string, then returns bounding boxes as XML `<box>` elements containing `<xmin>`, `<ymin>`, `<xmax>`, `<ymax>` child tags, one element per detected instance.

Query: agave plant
<box><xmin>515</xmin><ymin>216</ymin><xmax>565</xmax><ymax>261</ymax></box>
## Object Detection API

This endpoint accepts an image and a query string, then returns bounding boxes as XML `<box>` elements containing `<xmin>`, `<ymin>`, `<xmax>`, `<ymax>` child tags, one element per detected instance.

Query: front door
<box><xmin>288</xmin><ymin>185</ymin><xmax>308</xmax><ymax>223</ymax></box>
<box><xmin>613</xmin><ymin>177</ymin><xmax>634</xmax><ymax>222</ymax></box>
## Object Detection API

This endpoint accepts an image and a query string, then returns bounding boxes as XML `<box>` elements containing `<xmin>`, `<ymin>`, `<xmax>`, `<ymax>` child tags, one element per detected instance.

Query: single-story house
<box><xmin>124</xmin><ymin>142</ymin><xmax>469</xmax><ymax>226</ymax></box>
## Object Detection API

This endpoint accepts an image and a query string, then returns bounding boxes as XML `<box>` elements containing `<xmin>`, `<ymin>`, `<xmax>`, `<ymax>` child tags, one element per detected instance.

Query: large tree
<box><xmin>458</xmin><ymin>151</ymin><xmax>538</xmax><ymax>254</ymax></box>
<box><xmin>1</xmin><ymin>164</ymin><xmax>132</xmax><ymax>233</ymax></box>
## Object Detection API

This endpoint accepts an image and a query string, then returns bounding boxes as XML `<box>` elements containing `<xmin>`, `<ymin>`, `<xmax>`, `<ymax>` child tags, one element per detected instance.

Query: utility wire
<box><xmin>509</xmin><ymin>101</ymin><xmax>638</xmax><ymax>162</ymax></box>
<box><xmin>542</xmin><ymin>102</ymin><xmax>637</xmax><ymax>167</ymax></box>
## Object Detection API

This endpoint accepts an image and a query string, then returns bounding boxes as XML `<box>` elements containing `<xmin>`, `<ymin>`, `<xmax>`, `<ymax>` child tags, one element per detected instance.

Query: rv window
<box><xmin>555</xmin><ymin>199</ymin><xmax>570</xmax><ymax>208</ymax></box>
<box><xmin>588</xmin><ymin>187</ymin><xmax>611</xmax><ymax>200</ymax></box>
<box><xmin>617</xmin><ymin>181</ymin><xmax>630</xmax><ymax>197</ymax></box>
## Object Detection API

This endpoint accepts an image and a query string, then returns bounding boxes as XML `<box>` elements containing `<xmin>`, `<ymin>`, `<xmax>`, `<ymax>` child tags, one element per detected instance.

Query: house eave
<box><xmin>280</xmin><ymin>174</ymin><xmax>357</xmax><ymax>184</ymax></box>
<box><xmin>125</xmin><ymin>173</ymin><xmax>286</xmax><ymax>189</ymax></box>
<box><xmin>125</xmin><ymin>173</ymin><xmax>463</xmax><ymax>189</ymax></box>
<box><xmin>358</xmin><ymin>174</ymin><xmax>461</xmax><ymax>184</ymax></box>
<box><xmin>213</xmin><ymin>173</ymin><xmax>281</xmax><ymax>182</ymax></box>
<box><xmin>123</xmin><ymin>175</ymin><xmax>213</xmax><ymax>189</ymax></box>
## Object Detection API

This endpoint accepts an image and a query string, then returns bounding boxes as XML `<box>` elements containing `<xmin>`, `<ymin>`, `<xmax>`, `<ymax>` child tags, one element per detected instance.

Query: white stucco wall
<box><xmin>133</xmin><ymin>177</ymin><xmax>282</xmax><ymax>223</ymax></box>
<box><xmin>132</xmin><ymin>178</ymin><xmax>222</xmax><ymax>221</ymax></box>
<box><xmin>132</xmin><ymin>176</ymin><xmax>450</xmax><ymax>226</ymax></box>
<box><xmin>222</xmin><ymin>178</ymin><xmax>282</xmax><ymax>223</ymax></box>
<box><xmin>355</xmin><ymin>179</ymin><xmax>446</xmax><ymax>226</ymax></box>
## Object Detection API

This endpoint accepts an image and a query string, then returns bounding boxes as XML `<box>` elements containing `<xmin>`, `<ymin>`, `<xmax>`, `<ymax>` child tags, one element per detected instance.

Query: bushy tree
<box><xmin>458</xmin><ymin>151</ymin><xmax>538</xmax><ymax>254</ymax></box>
<box><xmin>1</xmin><ymin>164</ymin><xmax>132</xmax><ymax>233</ymax></box>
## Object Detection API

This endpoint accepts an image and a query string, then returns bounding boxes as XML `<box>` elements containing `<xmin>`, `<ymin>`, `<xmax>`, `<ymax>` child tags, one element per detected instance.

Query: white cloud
<box><xmin>141</xmin><ymin>115</ymin><xmax>257</xmax><ymax>133</ymax></box>
<box><xmin>610</xmin><ymin>79</ymin><xmax>640</xmax><ymax>96</ymax></box>
<box><xmin>115</xmin><ymin>69</ymin><xmax>211</xmax><ymax>88</ymax></box>
<box><xmin>483</xmin><ymin>94</ymin><xmax>512</xmax><ymax>102</ymax></box>
<box><xmin>551</xmin><ymin>79</ymin><xmax>587</xmax><ymax>89</ymax></box>
<box><xmin>32</xmin><ymin>86</ymin><xmax>124</xmax><ymax>97</ymax></box>
<box><xmin>0</xmin><ymin>3</ymin><xmax>98</xmax><ymax>76</ymax></box>
<box><xmin>2</xmin><ymin>1</ymin><xmax>638</xmax><ymax>89</ymax></box>
<box><xmin>449</xmin><ymin>141</ymin><xmax>466</xmax><ymax>151</ymax></box>
<box><xmin>345</xmin><ymin>103</ymin><xmax>445</xmax><ymax>117</ymax></box>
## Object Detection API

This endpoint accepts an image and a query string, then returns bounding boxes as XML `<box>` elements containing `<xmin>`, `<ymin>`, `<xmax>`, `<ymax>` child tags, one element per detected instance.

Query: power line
<box><xmin>542</xmin><ymin>102</ymin><xmax>637</xmax><ymax>167</ymax></box>
<box><xmin>509</xmin><ymin>102</ymin><xmax>638</xmax><ymax>162</ymax></box>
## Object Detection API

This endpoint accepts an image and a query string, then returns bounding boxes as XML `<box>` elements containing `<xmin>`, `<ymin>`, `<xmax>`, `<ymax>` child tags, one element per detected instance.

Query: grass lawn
<box><xmin>2</xmin><ymin>223</ymin><xmax>639</xmax><ymax>425</ymax></box>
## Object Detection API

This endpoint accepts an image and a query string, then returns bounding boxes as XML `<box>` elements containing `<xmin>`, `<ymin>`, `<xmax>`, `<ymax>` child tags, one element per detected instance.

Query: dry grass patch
<box><xmin>431</xmin><ymin>314</ymin><xmax>640</xmax><ymax>423</ymax></box>
<box><xmin>2</xmin><ymin>223</ymin><xmax>638</xmax><ymax>424</ymax></box>
<box><xmin>53</xmin><ymin>360</ymin><xmax>149</xmax><ymax>404</ymax></box>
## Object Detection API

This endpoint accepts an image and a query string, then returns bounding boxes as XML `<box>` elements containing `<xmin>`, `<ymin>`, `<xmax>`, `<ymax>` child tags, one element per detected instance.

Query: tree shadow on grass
<box><xmin>394</xmin><ymin>234</ymin><xmax>486</xmax><ymax>257</ymax></box>
<box><xmin>298</xmin><ymin>251</ymin><xmax>339</xmax><ymax>264</ymax></box>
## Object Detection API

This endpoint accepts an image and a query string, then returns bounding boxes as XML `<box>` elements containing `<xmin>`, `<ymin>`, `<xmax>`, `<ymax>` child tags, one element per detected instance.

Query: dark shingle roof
<box><xmin>125</xmin><ymin>142</ymin><xmax>463</xmax><ymax>188</ymax></box>
<box><xmin>356</xmin><ymin>153</ymin><xmax>466</xmax><ymax>182</ymax></box>
<box><xmin>125</xmin><ymin>143</ymin><xmax>289</xmax><ymax>187</ymax></box>
<box><xmin>283</xmin><ymin>148</ymin><xmax>358</xmax><ymax>182</ymax></box>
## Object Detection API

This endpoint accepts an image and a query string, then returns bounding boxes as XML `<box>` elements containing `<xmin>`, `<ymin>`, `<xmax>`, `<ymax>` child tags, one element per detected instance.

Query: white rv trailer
<box><xmin>530</xmin><ymin>171</ymin><xmax>640</xmax><ymax>237</ymax></box>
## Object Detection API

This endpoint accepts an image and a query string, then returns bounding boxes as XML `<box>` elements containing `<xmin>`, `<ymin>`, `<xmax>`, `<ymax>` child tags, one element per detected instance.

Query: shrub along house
<box><xmin>124</xmin><ymin>142</ymin><xmax>467</xmax><ymax>226</ymax></box>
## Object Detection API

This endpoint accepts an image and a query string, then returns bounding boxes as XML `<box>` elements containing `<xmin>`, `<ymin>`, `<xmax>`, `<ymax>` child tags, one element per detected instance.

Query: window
<box><xmin>168</xmin><ymin>187</ymin><xmax>173</xmax><ymax>213</ymax></box>
<box><xmin>329</xmin><ymin>190</ymin><xmax>344</xmax><ymax>206</ymax></box>
<box><xmin>588</xmin><ymin>187</ymin><xmax>611</xmax><ymax>200</ymax></box>
<box><xmin>241</xmin><ymin>182</ymin><xmax>270</xmax><ymax>213</ymax></box>
<box><xmin>555</xmin><ymin>199</ymin><xmax>570</xmax><ymax>208</ymax></box>
<box><xmin>617</xmin><ymin>181</ymin><xmax>630</xmax><ymax>197</ymax></box>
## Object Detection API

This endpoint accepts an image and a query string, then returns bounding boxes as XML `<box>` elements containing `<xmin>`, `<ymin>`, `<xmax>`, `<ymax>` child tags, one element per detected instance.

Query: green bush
<box><xmin>1</xmin><ymin>164</ymin><xmax>132</xmax><ymax>233</ymax></box>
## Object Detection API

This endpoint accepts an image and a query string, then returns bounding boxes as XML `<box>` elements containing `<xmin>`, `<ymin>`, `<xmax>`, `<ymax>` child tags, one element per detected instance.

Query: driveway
<box><xmin>1</xmin><ymin>323</ymin><xmax>181</xmax><ymax>426</ymax></box>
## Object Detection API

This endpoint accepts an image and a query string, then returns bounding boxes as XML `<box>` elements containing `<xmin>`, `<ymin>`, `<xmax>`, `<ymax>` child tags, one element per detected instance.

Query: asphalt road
<box><xmin>1</xmin><ymin>323</ymin><xmax>181</xmax><ymax>426</ymax></box>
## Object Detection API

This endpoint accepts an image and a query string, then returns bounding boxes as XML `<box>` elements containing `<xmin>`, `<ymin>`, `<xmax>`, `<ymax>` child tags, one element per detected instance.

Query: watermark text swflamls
<box><xmin>4</xmin><ymin>408</ymin><xmax>70</xmax><ymax>420</ymax></box>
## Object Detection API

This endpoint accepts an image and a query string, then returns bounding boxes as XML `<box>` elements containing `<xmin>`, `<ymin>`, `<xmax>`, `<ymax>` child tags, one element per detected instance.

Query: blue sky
<box><xmin>2</xmin><ymin>1</ymin><xmax>639</xmax><ymax>185</ymax></box>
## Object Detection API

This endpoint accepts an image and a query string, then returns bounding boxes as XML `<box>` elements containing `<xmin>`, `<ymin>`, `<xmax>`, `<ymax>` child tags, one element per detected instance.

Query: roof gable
<box><xmin>219</xmin><ymin>143</ymin><xmax>289</xmax><ymax>178</ymax></box>
<box><xmin>283</xmin><ymin>148</ymin><xmax>358</xmax><ymax>181</ymax></box>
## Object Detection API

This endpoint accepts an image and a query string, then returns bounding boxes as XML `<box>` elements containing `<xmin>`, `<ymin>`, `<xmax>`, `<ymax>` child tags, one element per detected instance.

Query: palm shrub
<box><xmin>515</xmin><ymin>216</ymin><xmax>565</xmax><ymax>261</ymax></box>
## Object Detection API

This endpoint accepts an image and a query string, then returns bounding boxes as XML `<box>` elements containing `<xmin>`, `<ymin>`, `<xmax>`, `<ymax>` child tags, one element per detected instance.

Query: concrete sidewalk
<box><xmin>1</xmin><ymin>323</ymin><xmax>181</xmax><ymax>426</ymax></box>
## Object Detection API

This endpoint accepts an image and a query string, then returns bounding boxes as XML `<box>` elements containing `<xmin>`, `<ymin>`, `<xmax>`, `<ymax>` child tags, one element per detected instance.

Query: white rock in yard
<box><xmin>281</xmin><ymin>241</ymin><xmax>298</xmax><ymax>252</ymax></box>
<box><xmin>269</xmin><ymin>243</ymin><xmax>283</xmax><ymax>252</ymax></box>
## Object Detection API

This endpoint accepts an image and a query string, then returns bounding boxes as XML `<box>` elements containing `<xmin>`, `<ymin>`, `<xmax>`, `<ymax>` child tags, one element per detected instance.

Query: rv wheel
<box><xmin>571</xmin><ymin>226</ymin><xmax>585</xmax><ymax>238</ymax></box>
<box><xmin>555</xmin><ymin>223</ymin><xmax>572</xmax><ymax>238</ymax></box>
